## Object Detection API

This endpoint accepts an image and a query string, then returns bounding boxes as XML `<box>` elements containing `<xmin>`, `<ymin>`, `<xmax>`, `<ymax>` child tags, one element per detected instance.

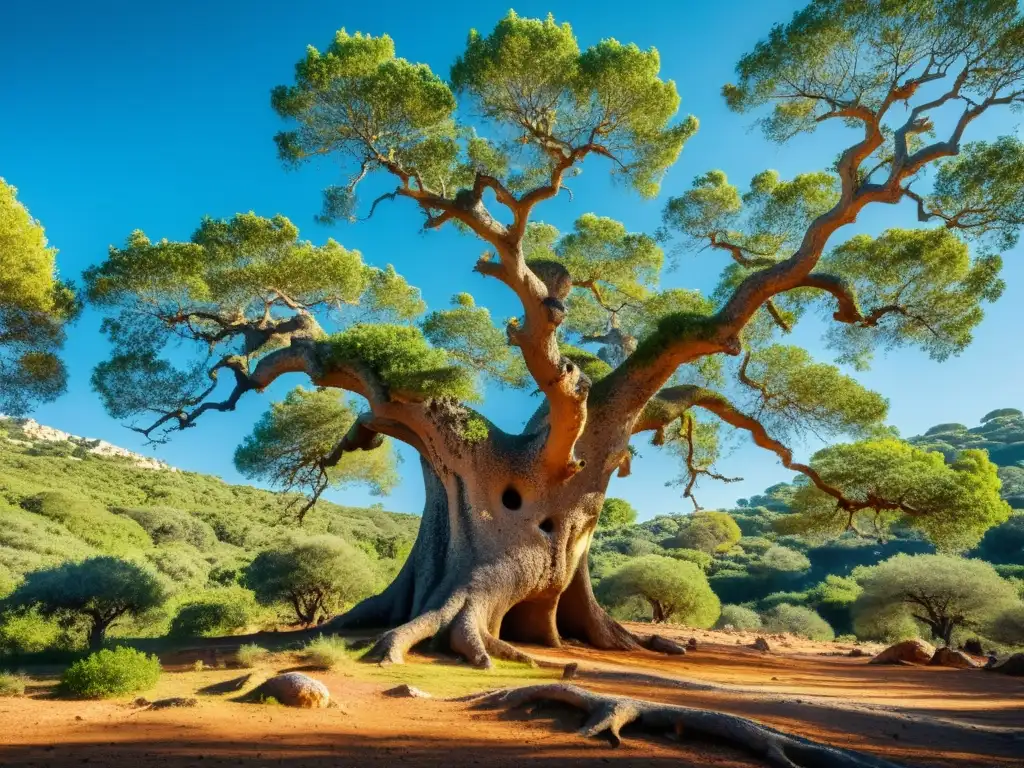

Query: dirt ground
<box><xmin>1</xmin><ymin>624</ymin><xmax>1021</xmax><ymax>768</ymax></box>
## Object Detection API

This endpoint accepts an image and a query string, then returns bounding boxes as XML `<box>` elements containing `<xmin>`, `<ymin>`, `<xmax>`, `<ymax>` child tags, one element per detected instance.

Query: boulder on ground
<box><xmin>687</xmin><ymin>637</ymin><xmax>698</xmax><ymax>650</ymax></box>
<box><xmin>928</xmin><ymin>647</ymin><xmax>981</xmax><ymax>669</ymax></box>
<box><xmin>561</xmin><ymin>662</ymin><xmax>579</xmax><ymax>681</ymax></box>
<box><xmin>987</xmin><ymin>653</ymin><xmax>1024</xmax><ymax>677</ymax></box>
<box><xmin>848</xmin><ymin>648</ymin><xmax>866</xmax><ymax>658</ymax></box>
<box><xmin>752</xmin><ymin>637</ymin><xmax>771</xmax><ymax>653</ymax></box>
<box><xmin>869</xmin><ymin>639</ymin><xmax>935</xmax><ymax>666</ymax></box>
<box><xmin>251</xmin><ymin>672</ymin><xmax>329</xmax><ymax>708</ymax></box>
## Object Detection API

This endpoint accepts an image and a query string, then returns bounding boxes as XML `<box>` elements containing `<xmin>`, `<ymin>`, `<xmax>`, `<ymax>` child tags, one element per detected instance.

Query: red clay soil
<box><xmin>1</xmin><ymin>627</ymin><xmax>1021</xmax><ymax>768</ymax></box>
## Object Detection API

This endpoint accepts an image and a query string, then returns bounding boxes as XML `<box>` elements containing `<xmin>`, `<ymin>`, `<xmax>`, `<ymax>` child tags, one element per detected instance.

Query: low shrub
<box><xmin>168</xmin><ymin>587</ymin><xmax>257</xmax><ymax>638</ymax></box>
<box><xmin>237</xmin><ymin>643</ymin><xmax>270</xmax><ymax>668</ymax></box>
<box><xmin>714</xmin><ymin>604</ymin><xmax>762</xmax><ymax>631</ymax></box>
<box><xmin>302</xmin><ymin>635</ymin><xmax>349</xmax><ymax>670</ymax></box>
<box><xmin>0</xmin><ymin>672</ymin><xmax>27</xmax><ymax>696</ymax></box>
<box><xmin>60</xmin><ymin>647</ymin><xmax>161</xmax><ymax>698</ymax></box>
<box><xmin>763</xmin><ymin>604</ymin><xmax>835</xmax><ymax>641</ymax></box>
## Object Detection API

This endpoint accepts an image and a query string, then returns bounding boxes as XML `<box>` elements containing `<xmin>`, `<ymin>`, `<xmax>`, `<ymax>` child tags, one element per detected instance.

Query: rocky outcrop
<box><xmin>869</xmin><ymin>639</ymin><xmax>935</xmax><ymax>665</ymax></box>
<box><xmin>3</xmin><ymin>417</ymin><xmax>176</xmax><ymax>472</ymax></box>
<box><xmin>928</xmin><ymin>647</ymin><xmax>981</xmax><ymax>669</ymax></box>
<box><xmin>987</xmin><ymin>652</ymin><xmax>1024</xmax><ymax>676</ymax></box>
<box><xmin>251</xmin><ymin>673</ymin><xmax>330</xmax><ymax>708</ymax></box>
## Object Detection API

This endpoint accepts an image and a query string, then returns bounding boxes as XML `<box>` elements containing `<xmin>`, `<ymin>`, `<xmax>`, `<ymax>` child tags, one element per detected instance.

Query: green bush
<box><xmin>598</xmin><ymin>498</ymin><xmax>638</xmax><ymax>528</ymax></box>
<box><xmin>989</xmin><ymin>605</ymin><xmax>1024</xmax><ymax>646</ymax></box>
<box><xmin>302</xmin><ymin>635</ymin><xmax>349</xmax><ymax>670</ymax></box>
<box><xmin>0</xmin><ymin>672</ymin><xmax>27</xmax><ymax>696</ymax></box>
<box><xmin>169</xmin><ymin>587</ymin><xmax>257</xmax><ymax>637</ymax></box>
<box><xmin>715</xmin><ymin>604</ymin><xmax>762</xmax><ymax>631</ymax></box>
<box><xmin>112</xmin><ymin>507</ymin><xmax>218</xmax><ymax>551</ymax></box>
<box><xmin>664</xmin><ymin>548</ymin><xmax>713</xmax><ymax>572</ymax></box>
<box><xmin>236</xmin><ymin>643</ymin><xmax>270</xmax><ymax>668</ymax></box>
<box><xmin>0</xmin><ymin>609</ymin><xmax>63</xmax><ymax>654</ymax></box>
<box><xmin>763</xmin><ymin>604</ymin><xmax>835</xmax><ymax>641</ymax></box>
<box><xmin>597</xmin><ymin>555</ymin><xmax>720</xmax><ymax>627</ymax></box>
<box><xmin>60</xmin><ymin>647</ymin><xmax>161</xmax><ymax>698</ymax></box>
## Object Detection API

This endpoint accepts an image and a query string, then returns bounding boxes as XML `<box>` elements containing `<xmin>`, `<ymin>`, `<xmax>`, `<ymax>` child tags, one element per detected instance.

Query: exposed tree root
<box><xmin>464</xmin><ymin>684</ymin><xmax>903</xmax><ymax>768</ymax></box>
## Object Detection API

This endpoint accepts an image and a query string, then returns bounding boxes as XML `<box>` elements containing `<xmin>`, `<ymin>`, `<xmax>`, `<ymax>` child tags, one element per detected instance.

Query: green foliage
<box><xmin>236</xmin><ymin>643</ymin><xmax>270</xmax><ymax>668</ymax></box>
<box><xmin>421</xmin><ymin>294</ymin><xmax>528</xmax><ymax>389</ymax></box>
<box><xmin>112</xmin><ymin>507</ymin><xmax>217</xmax><ymax>551</ymax></box>
<box><xmin>169</xmin><ymin>587</ymin><xmax>258</xmax><ymax>637</ymax></box>
<box><xmin>667</xmin><ymin>511</ymin><xmax>741</xmax><ymax>554</ymax></box>
<box><xmin>853</xmin><ymin>554</ymin><xmax>1020</xmax><ymax>645</ymax></box>
<box><xmin>0</xmin><ymin>608</ymin><xmax>64</xmax><ymax>655</ymax></box>
<box><xmin>0</xmin><ymin>178</ymin><xmax>75</xmax><ymax>415</ymax></box>
<box><xmin>739</xmin><ymin>345</ymin><xmax>888</xmax><ymax>439</ymax></box>
<box><xmin>244</xmin><ymin>535</ymin><xmax>379</xmax><ymax>626</ymax></box>
<box><xmin>21</xmin><ymin>492</ymin><xmax>151</xmax><ymax>554</ymax></box>
<box><xmin>930</xmin><ymin>137</ymin><xmax>1024</xmax><ymax>249</ymax></box>
<box><xmin>0</xmin><ymin>672</ymin><xmax>27</xmax><ymax>696</ymax></box>
<box><xmin>664</xmin><ymin>548</ymin><xmax>713</xmax><ymax>572</ymax></box>
<box><xmin>715</xmin><ymin>604</ymin><xmax>762</xmax><ymax>631</ymax></box>
<box><xmin>762</xmin><ymin>604</ymin><xmax>834</xmax><ymax>641</ymax></box>
<box><xmin>324</xmin><ymin>323</ymin><xmax>476</xmax><ymax>401</ymax></box>
<box><xmin>724</xmin><ymin>1</ymin><xmax>1024</xmax><ymax>140</ymax></box>
<box><xmin>2</xmin><ymin>556</ymin><xmax>167</xmax><ymax>648</ymax></box>
<box><xmin>302</xmin><ymin>635</ymin><xmax>350</xmax><ymax>670</ymax></box>
<box><xmin>597</xmin><ymin>554</ymin><xmax>720</xmax><ymax>627</ymax></box>
<box><xmin>758</xmin><ymin>545</ymin><xmax>810</xmax><ymax>573</ymax></box>
<box><xmin>787</xmin><ymin>440</ymin><xmax>1010</xmax><ymax>552</ymax></box>
<box><xmin>989</xmin><ymin>605</ymin><xmax>1024</xmax><ymax>647</ymax></box>
<box><xmin>60</xmin><ymin>647</ymin><xmax>161</xmax><ymax>698</ymax></box>
<box><xmin>598</xmin><ymin>498</ymin><xmax>638</xmax><ymax>528</ymax></box>
<box><xmin>234</xmin><ymin>387</ymin><xmax>399</xmax><ymax>506</ymax></box>
<box><xmin>822</xmin><ymin>228</ymin><xmax>1004</xmax><ymax>367</ymax></box>
<box><xmin>450</xmin><ymin>13</ymin><xmax>696</xmax><ymax>198</ymax></box>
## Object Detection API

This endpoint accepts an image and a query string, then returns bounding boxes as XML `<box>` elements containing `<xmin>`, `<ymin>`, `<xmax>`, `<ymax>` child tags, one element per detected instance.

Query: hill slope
<box><xmin>0</xmin><ymin>416</ymin><xmax>418</xmax><ymax>597</ymax></box>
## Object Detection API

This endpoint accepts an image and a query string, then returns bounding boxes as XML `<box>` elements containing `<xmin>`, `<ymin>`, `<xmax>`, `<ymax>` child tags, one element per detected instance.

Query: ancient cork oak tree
<box><xmin>86</xmin><ymin>2</ymin><xmax>1024</xmax><ymax>686</ymax></box>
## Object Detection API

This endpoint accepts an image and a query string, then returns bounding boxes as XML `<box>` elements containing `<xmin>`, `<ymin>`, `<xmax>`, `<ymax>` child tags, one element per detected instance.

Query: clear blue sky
<box><xmin>2</xmin><ymin>0</ymin><xmax>1021</xmax><ymax>518</ymax></box>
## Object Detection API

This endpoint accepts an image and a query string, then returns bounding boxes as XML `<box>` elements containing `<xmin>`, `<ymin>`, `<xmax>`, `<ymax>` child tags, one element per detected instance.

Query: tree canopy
<box><xmin>243</xmin><ymin>535</ymin><xmax>380</xmax><ymax>626</ymax></box>
<box><xmin>597</xmin><ymin>554</ymin><xmax>720</xmax><ymax>626</ymax></box>
<box><xmin>1</xmin><ymin>556</ymin><xmax>167</xmax><ymax>649</ymax></box>
<box><xmin>0</xmin><ymin>179</ymin><xmax>77</xmax><ymax>415</ymax></box>
<box><xmin>853</xmin><ymin>553</ymin><xmax>1021</xmax><ymax>646</ymax></box>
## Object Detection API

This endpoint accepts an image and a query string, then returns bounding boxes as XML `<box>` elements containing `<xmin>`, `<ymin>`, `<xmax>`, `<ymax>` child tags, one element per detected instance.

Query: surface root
<box><xmin>468</xmin><ymin>683</ymin><xmax>902</xmax><ymax>768</ymax></box>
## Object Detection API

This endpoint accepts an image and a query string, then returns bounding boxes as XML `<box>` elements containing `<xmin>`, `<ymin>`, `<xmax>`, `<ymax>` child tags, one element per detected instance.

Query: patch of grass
<box><xmin>0</xmin><ymin>672</ymin><xmax>27</xmax><ymax>696</ymax></box>
<box><xmin>301</xmin><ymin>635</ymin><xmax>350</xmax><ymax>671</ymax></box>
<box><xmin>236</xmin><ymin>643</ymin><xmax>270</xmax><ymax>668</ymax></box>
<box><xmin>60</xmin><ymin>647</ymin><xmax>161</xmax><ymax>699</ymax></box>
<box><xmin>350</xmin><ymin>653</ymin><xmax>560</xmax><ymax>698</ymax></box>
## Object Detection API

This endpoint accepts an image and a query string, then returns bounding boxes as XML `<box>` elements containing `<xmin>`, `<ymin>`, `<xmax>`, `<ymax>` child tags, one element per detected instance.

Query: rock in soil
<box><xmin>561</xmin><ymin>663</ymin><xmax>579</xmax><ymax>681</ymax></box>
<box><xmin>384</xmin><ymin>684</ymin><xmax>432</xmax><ymax>699</ymax></box>
<box><xmin>928</xmin><ymin>647</ymin><xmax>981</xmax><ymax>669</ymax></box>
<box><xmin>647</xmin><ymin>635</ymin><xmax>687</xmax><ymax>655</ymax></box>
<box><xmin>870</xmin><ymin>639</ymin><xmax>936</xmax><ymax>666</ymax></box>
<box><xmin>752</xmin><ymin>637</ymin><xmax>771</xmax><ymax>653</ymax></box>
<box><xmin>251</xmin><ymin>673</ymin><xmax>330</xmax><ymax>708</ymax></box>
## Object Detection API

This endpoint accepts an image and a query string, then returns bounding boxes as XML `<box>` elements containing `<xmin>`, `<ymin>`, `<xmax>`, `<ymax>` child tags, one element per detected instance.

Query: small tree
<box><xmin>853</xmin><ymin>554</ymin><xmax>1019</xmax><ymax>647</ymax></box>
<box><xmin>243</xmin><ymin>536</ymin><xmax>378</xmax><ymax>626</ymax></box>
<box><xmin>234</xmin><ymin>386</ymin><xmax>400</xmax><ymax>516</ymax></box>
<box><xmin>1</xmin><ymin>557</ymin><xmax>167</xmax><ymax>649</ymax></box>
<box><xmin>668</xmin><ymin>511</ymin><xmax>741</xmax><ymax>554</ymax></box>
<box><xmin>0</xmin><ymin>178</ymin><xmax>77</xmax><ymax>415</ymax></box>
<box><xmin>597</xmin><ymin>555</ymin><xmax>720</xmax><ymax>626</ymax></box>
<box><xmin>715</xmin><ymin>604</ymin><xmax>762</xmax><ymax>631</ymax></box>
<box><xmin>598</xmin><ymin>498</ymin><xmax>638</xmax><ymax>528</ymax></box>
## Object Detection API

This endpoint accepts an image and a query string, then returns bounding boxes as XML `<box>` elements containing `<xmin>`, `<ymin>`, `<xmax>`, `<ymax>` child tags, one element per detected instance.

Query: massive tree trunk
<box><xmin>330</xmin><ymin>427</ymin><xmax>645</xmax><ymax>667</ymax></box>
